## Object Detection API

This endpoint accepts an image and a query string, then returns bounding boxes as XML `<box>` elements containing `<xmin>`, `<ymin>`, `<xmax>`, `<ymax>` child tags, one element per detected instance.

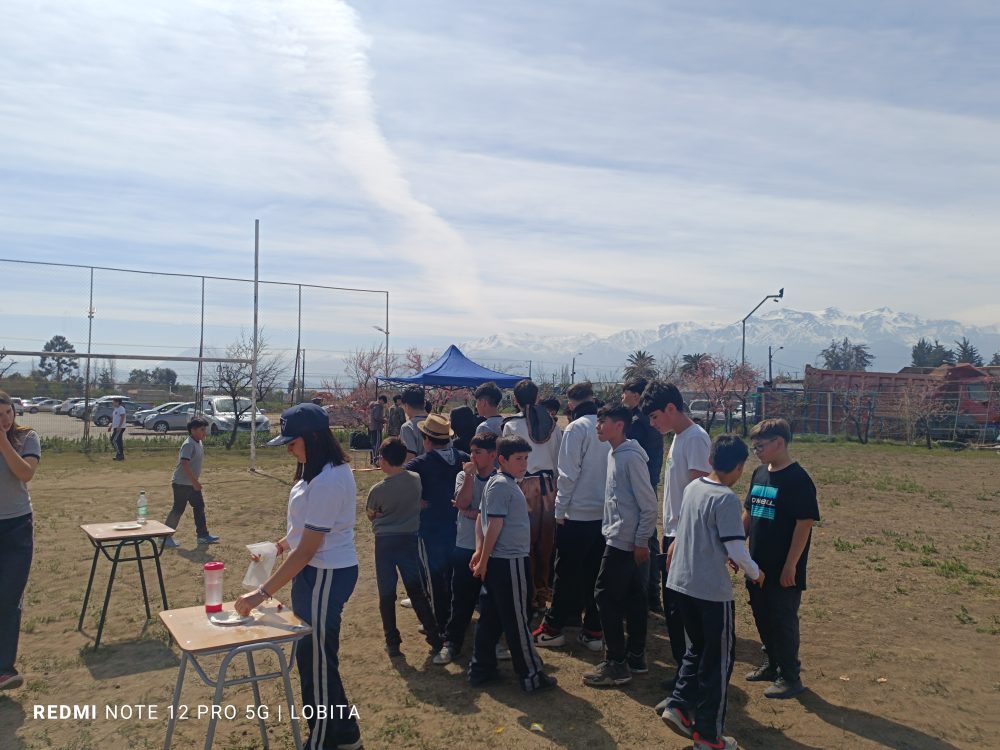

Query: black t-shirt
<box><xmin>744</xmin><ymin>462</ymin><xmax>820</xmax><ymax>589</ymax></box>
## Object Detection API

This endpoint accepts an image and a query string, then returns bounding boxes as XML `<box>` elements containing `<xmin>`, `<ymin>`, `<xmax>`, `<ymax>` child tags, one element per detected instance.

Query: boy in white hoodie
<box><xmin>533</xmin><ymin>382</ymin><xmax>610</xmax><ymax>650</ymax></box>
<box><xmin>583</xmin><ymin>405</ymin><xmax>658</xmax><ymax>688</ymax></box>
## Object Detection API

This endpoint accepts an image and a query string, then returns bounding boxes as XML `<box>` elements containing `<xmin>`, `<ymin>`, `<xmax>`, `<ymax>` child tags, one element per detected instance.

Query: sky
<box><xmin>2</xmin><ymin>0</ymin><xmax>999</xmax><ymax>383</ymax></box>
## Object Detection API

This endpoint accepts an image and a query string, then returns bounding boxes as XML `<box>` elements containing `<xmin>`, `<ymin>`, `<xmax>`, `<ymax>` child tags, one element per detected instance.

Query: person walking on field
<box><xmin>163</xmin><ymin>417</ymin><xmax>219</xmax><ymax>548</ymax></box>
<box><xmin>0</xmin><ymin>391</ymin><xmax>40</xmax><ymax>692</ymax></box>
<box><xmin>236</xmin><ymin>403</ymin><xmax>363</xmax><ymax>750</ymax></box>
<box><xmin>368</xmin><ymin>395</ymin><xmax>387</xmax><ymax>465</ymax></box>
<box><xmin>108</xmin><ymin>397</ymin><xmax>127</xmax><ymax>461</ymax></box>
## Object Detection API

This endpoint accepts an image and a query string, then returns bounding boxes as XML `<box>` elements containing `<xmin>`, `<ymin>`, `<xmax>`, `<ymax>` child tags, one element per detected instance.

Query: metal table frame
<box><xmin>163</xmin><ymin>636</ymin><xmax>306</xmax><ymax>750</ymax></box>
<box><xmin>77</xmin><ymin>532</ymin><xmax>169</xmax><ymax>649</ymax></box>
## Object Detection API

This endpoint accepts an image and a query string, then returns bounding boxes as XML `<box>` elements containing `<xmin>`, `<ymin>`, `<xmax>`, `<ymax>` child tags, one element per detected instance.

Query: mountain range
<box><xmin>460</xmin><ymin>307</ymin><xmax>1000</xmax><ymax>379</ymax></box>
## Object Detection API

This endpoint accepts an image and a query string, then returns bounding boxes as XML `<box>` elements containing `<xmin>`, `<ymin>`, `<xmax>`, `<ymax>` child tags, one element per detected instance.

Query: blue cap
<box><xmin>267</xmin><ymin>403</ymin><xmax>330</xmax><ymax>446</ymax></box>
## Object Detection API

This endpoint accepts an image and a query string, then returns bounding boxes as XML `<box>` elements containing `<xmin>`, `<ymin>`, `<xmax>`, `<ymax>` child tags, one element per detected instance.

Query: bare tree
<box><xmin>689</xmin><ymin>356</ymin><xmax>735</xmax><ymax>432</ymax></box>
<box><xmin>344</xmin><ymin>345</ymin><xmax>384</xmax><ymax>398</ymax></box>
<box><xmin>0</xmin><ymin>351</ymin><xmax>16</xmax><ymax>378</ymax></box>
<box><xmin>834</xmin><ymin>387</ymin><xmax>877</xmax><ymax>444</ymax></box>
<box><xmin>897</xmin><ymin>383</ymin><xmax>952</xmax><ymax>449</ymax></box>
<box><xmin>254</xmin><ymin>335</ymin><xmax>288</xmax><ymax>403</ymax></box>
<box><xmin>210</xmin><ymin>329</ymin><xmax>276</xmax><ymax>448</ymax></box>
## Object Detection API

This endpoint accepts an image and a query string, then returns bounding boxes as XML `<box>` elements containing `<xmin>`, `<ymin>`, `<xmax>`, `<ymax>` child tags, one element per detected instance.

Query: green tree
<box><xmin>149</xmin><ymin>367</ymin><xmax>178</xmax><ymax>387</ymax></box>
<box><xmin>820</xmin><ymin>338</ymin><xmax>874</xmax><ymax>371</ymax></box>
<box><xmin>681</xmin><ymin>353</ymin><xmax>710</xmax><ymax>377</ymax></box>
<box><xmin>953</xmin><ymin>337</ymin><xmax>983</xmax><ymax>366</ymax></box>
<box><xmin>623</xmin><ymin>350</ymin><xmax>657</xmax><ymax>381</ymax></box>
<box><xmin>991</xmin><ymin>352</ymin><xmax>1000</xmax><ymax>366</ymax></box>
<box><xmin>38</xmin><ymin>335</ymin><xmax>79</xmax><ymax>382</ymax></box>
<box><xmin>128</xmin><ymin>369</ymin><xmax>151</xmax><ymax>384</ymax></box>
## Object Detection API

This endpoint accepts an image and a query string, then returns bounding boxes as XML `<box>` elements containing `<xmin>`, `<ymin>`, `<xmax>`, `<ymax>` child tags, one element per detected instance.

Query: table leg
<box><xmin>94</xmin><ymin>541</ymin><xmax>125</xmax><ymax>649</ymax></box>
<box><xmin>135</xmin><ymin>541</ymin><xmax>152</xmax><ymax>620</ymax></box>
<box><xmin>151</xmin><ymin>538</ymin><xmax>169</xmax><ymax>610</ymax></box>
<box><xmin>245</xmin><ymin>652</ymin><xmax>269</xmax><ymax>750</ymax></box>
<box><xmin>277</xmin><ymin>646</ymin><xmax>304</xmax><ymax>750</ymax></box>
<box><xmin>163</xmin><ymin>652</ymin><xmax>188</xmax><ymax>750</ymax></box>
<box><xmin>205</xmin><ymin>649</ymin><xmax>238</xmax><ymax>750</ymax></box>
<box><xmin>77</xmin><ymin>546</ymin><xmax>100</xmax><ymax>631</ymax></box>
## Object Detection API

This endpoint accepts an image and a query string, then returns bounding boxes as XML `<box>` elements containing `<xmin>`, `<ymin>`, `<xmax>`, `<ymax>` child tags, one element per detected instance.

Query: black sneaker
<box><xmin>764</xmin><ymin>676</ymin><xmax>805</xmax><ymax>699</ymax></box>
<box><xmin>525</xmin><ymin>672</ymin><xmax>558</xmax><ymax>693</ymax></box>
<box><xmin>626</xmin><ymin>652</ymin><xmax>649</xmax><ymax>674</ymax></box>
<box><xmin>745</xmin><ymin>664</ymin><xmax>778</xmax><ymax>682</ymax></box>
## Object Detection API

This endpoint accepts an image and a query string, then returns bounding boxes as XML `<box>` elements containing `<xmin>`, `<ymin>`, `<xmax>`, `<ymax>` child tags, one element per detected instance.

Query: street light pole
<box><xmin>570</xmin><ymin>352</ymin><xmax>583</xmax><ymax>383</ymax></box>
<box><xmin>742</xmin><ymin>288</ymin><xmax>784</xmax><ymax>366</ymax></box>
<box><xmin>768</xmin><ymin>345</ymin><xmax>784</xmax><ymax>386</ymax></box>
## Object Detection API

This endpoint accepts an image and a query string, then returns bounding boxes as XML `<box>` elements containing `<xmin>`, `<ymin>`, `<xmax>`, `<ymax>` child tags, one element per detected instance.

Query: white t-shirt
<box><xmin>502</xmin><ymin>416</ymin><xmax>561</xmax><ymax>474</ymax></box>
<box><xmin>286</xmin><ymin>462</ymin><xmax>359</xmax><ymax>569</ymax></box>
<box><xmin>662</xmin><ymin>423</ymin><xmax>711</xmax><ymax>538</ymax></box>
<box><xmin>112</xmin><ymin>405</ymin><xmax>127</xmax><ymax>430</ymax></box>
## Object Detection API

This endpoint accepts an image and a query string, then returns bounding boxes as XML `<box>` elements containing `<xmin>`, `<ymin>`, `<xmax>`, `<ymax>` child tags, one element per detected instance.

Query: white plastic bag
<box><xmin>243</xmin><ymin>542</ymin><xmax>278</xmax><ymax>588</ymax></box>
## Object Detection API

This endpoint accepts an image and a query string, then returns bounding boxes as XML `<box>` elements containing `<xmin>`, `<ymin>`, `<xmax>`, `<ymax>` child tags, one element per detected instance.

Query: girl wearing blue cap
<box><xmin>236</xmin><ymin>403</ymin><xmax>362</xmax><ymax>750</ymax></box>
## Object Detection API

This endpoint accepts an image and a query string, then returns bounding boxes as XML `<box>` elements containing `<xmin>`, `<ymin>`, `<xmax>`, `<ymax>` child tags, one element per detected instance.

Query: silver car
<box><xmin>133</xmin><ymin>401</ymin><xmax>183</xmax><ymax>426</ymax></box>
<box><xmin>143</xmin><ymin>403</ymin><xmax>200</xmax><ymax>434</ymax></box>
<box><xmin>27</xmin><ymin>398</ymin><xmax>61</xmax><ymax>413</ymax></box>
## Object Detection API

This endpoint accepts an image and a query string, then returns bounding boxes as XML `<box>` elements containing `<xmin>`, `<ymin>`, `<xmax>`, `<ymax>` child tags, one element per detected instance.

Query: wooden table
<box><xmin>77</xmin><ymin>521</ymin><xmax>175</xmax><ymax>649</ymax></box>
<box><xmin>159</xmin><ymin>602</ymin><xmax>311</xmax><ymax>750</ymax></box>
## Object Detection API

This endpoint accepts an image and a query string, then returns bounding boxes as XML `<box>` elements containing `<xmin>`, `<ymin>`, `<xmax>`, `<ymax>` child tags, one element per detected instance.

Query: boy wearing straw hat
<box><xmin>404</xmin><ymin>413</ymin><xmax>469</xmax><ymax>639</ymax></box>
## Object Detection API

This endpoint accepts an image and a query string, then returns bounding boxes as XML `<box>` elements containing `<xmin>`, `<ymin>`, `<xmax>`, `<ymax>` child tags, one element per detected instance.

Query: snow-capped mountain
<box><xmin>460</xmin><ymin>308</ymin><xmax>1000</xmax><ymax>377</ymax></box>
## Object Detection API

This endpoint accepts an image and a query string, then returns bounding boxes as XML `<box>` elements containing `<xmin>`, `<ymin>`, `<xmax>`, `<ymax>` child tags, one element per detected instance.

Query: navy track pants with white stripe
<box><xmin>666</xmin><ymin>591</ymin><xmax>736</xmax><ymax>744</ymax></box>
<box><xmin>469</xmin><ymin>556</ymin><xmax>546</xmax><ymax>691</ymax></box>
<box><xmin>292</xmin><ymin>564</ymin><xmax>360</xmax><ymax>749</ymax></box>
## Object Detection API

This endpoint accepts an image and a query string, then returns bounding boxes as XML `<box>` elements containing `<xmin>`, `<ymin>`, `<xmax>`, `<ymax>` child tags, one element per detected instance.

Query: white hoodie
<box><xmin>554</xmin><ymin>413</ymin><xmax>611</xmax><ymax>522</ymax></box>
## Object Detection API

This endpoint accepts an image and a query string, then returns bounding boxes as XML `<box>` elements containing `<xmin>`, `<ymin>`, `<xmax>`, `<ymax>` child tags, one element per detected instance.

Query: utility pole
<box><xmin>768</xmin><ymin>345</ymin><xmax>783</xmax><ymax>386</ymax></box>
<box><xmin>742</xmin><ymin>288</ymin><xmax>784</xmax><ymax>366</ymax></box>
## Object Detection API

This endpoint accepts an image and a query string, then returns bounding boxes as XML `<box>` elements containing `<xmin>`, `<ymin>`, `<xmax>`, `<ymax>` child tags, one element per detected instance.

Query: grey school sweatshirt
<box><xmin>602</xmin><ymin>439</ymin><xmax>659</xmax><ymax>552</ymax></box>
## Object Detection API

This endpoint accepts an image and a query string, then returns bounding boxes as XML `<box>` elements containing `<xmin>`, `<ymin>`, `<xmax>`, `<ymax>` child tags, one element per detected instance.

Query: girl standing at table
<box><xmin>0</xmin><ymin>391</ymin><xmax>40</xmax><ymax>692</ymax></box>
<box><xmin>235</xmin><ymin>403</ymin><xmax>362</xmax><ymax>750</ymax></box>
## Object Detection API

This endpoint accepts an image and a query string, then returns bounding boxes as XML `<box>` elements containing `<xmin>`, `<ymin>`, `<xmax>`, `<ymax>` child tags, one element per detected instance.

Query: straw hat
<box><xmin>417</xmin><ymin>413</ymin><xmax>454</xmax><ymax>440</ymax></box>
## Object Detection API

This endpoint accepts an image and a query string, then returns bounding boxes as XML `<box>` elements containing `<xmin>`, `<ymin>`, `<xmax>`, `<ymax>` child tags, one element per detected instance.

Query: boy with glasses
<box><xmin>743</xmin><ymin>419</ymin><xmax>820</xmax><ymax>699</ymax></box>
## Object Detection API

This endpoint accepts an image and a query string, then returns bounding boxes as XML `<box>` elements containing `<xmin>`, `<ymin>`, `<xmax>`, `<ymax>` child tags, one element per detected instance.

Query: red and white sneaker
<box><xmin>692</xmin><ymin>731</ymin><xmax>739</xmax><ymax>749</ymax></box>
<box><xmin>0</xmin><ymin>673</ymin><xmax>24</xmax><ymax>691</ymax></box>
<box><xmin>531</xmin><ymin>624</ymin><xmax>566</xmax><ymax>648</ymax></box>
<box><xmin>660</xmin><ymin>706</ymin><xmax>693</xmax><ymax>739</ymax></box>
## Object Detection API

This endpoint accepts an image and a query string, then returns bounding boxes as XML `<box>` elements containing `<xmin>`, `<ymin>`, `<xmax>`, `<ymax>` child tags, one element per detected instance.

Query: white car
<box><xmin>27</xmin><ymin>398</ymin><xmax>62</xmax><ymax>413</ymax></box>
<box><xmin>203</xmin><ymin>396</ymin><xmax>270</xmax><ymax>433</ymax></box>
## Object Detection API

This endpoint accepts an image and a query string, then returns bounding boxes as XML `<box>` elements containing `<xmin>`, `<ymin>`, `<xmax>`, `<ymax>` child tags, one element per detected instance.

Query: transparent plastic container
<box><xmin>204</xmin><ymin>561</ymin><xmax>224</xmax><ymax>613</ymax></box>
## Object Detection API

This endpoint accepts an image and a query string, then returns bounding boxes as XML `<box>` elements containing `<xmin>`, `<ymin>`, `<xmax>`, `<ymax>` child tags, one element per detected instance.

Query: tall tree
<box><xmin>149</xmin><ymin>367</ymin><xmax>178</xmax><ymax>387</ymax></box>
<box><xmin>38</xmin><ymin>335</ymin><xmax>79</xmax><ymax>382</ymax></box>
<box><xmin>623</xmin><ymin>350</ymin><xmax>657</xmax><ymax>381</ymax></box>
<box><xmin>681</xmin><ymin>353</ymin><xmax>710</xmax><ymax>377</ymax></box>
<box><xmin>911</xmin><ymin>337</ymin><xmax>955</xmax><ymax>367</ymax></box>
<box><xmin>819</xmin><ymin>337</ymin><xmax>874</xmax><ymax>371</ymax></box>
<box><xmin>0</xmin><ymin>351</ymin><xmax>15</xmax><ymax>378</ymax></box>
<box><xmin>953</xmin><ymin>337</ymin><xmax>983</xmax><ymax>366</ymax></box>
<box><xmin>991</xmin><ymin>352</ymin><xmax>1000</xmax><ymax>366</ymax></box>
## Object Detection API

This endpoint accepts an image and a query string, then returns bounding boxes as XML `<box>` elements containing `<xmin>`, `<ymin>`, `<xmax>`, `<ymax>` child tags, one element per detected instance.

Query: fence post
<box><xmin>826</xmin><ymin>392</ymin><xmax>833</xmax><ymax>435</ymax></box>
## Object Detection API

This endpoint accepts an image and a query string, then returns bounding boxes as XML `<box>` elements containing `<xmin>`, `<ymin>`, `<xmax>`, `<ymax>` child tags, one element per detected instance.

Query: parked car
<box><xmin>72</xmin><ymin>395</ymin><xmax>131</xmax><ymax>419</ymax></box>
<box><xmin>92</xmin><ymin>399</ymin><xmax>149</xmax><ymax>426</ymax></box>
<box><xmin>688</xmin><ymin>399</ymin><xmax>746</xmax><ymax>426</ymax></box>
<box><xmin>54</xmin><ymin>397</ymin><xmax>86</xmax><ymax>415</ymax></box>
<box><xmin>143</xmin><ymin>403</ymin><xmax>199</xmax><ymax>433</ymax></box>
<box><xmin>132</xmin><ymin>402</ymin><xmax>183</xmax><ymax>426</ymax></box>
<box><xmin>10</xmin><ymin>398</ymin><xmax>25</xmax><ymax>416</ymax></box>
<box><xmin>203</xmin><ymin>396</ymin><xmax>270</xmax><ymax>434</ymax></box>
<box><xmin>28</xmin><ymin>398</ymin><xmax>62</xmax><ymax>413</ymax></box>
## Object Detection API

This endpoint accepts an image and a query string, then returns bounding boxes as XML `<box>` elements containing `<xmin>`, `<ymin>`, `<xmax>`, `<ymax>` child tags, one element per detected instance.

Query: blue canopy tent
<box><xmin>376</xmin><ymin>345</ymin><xmax>525</xmax><ymax>389</ymax></box>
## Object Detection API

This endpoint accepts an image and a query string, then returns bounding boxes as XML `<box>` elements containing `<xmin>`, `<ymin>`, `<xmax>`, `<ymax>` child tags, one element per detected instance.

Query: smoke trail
<box><xmin>265</xmin><ymin>0</ymin><xmax>483</xmax><ymax>314</ymax></box>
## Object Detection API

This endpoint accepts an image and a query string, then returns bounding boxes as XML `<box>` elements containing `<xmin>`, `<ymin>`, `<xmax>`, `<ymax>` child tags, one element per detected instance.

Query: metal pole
<box><xmin>528</xmin><ymin>360</ymin><xmax>532</xmax><ymax>379</ymax></box>
<box><xmin>250</xmin><ymin>220</ymin><xmax>259</xmax><ymax>471</ymax></box>
<box><xmin>292</xmin><ymin>285</ymin><xmax>302</xmax><ymax>406</ymax></box>
<box><xmin>83</xmin><ymin>268</ymin><xmax>95</xmax><ymax>449</ymax></box>
<box><xmin>300</xmin><ymin>349</ymin><xmax>306</xmax><ymax>401</ymax></box>
<box><xmin>742</xmin><ymin>321</ymin><xmax>747</xmax><ymax>367</ymax></box>
<box><xmin>196</xmin><ymin>276</ymin><xmax>205</xmax><ymax>412</ymax></box>
<box><xmin>571</xmin><ymin>357</ymin><xmax>576</xmax><ymax>383</ymax></box>
<box><xmin>384</xmin><ymin>292</ymin><xmax>390</xmax><ymax>377</ymax></box>
<box><xmin>768</xmin><ymin>345</ymin><xmax>773</xmax><ymax>385</ymax></box>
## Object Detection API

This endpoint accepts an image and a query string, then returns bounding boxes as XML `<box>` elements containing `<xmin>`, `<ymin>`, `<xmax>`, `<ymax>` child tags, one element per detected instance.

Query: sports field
<box><xmin>1</xmin><ymin>440</ymin><xmax>998</xmax><ymax>749</ymax></box>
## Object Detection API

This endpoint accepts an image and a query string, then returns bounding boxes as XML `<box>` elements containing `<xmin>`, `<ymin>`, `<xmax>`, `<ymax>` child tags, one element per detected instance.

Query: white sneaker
<box><xmin>577</xmin><ymin>631</ymin><xmax>604</xmax><ymax>652</ymax></box>
<box><xmin>495</xmin><ymin>645</ymin><xmax>511</xmax><ymax>661</ymax></box>
<box><xmin>400</xmin><ymin>598</ymin><xmax>413</xmax><ymax>609</ymax></box>
<box><xmin>531</xmin><ymin>626</ymin><xmax>566</xmax><ymax>648</ymax></box>
<box><xmin>432</xmin><ymin>645</ymin><xmax>456</xmax><ymax>665</ymax></box>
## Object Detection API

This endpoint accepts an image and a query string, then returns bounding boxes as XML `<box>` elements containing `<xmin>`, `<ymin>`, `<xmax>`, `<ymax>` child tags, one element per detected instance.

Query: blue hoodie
<box><xmin>602</xmin><ymin>439</ymin><xmax>659</xmax><ymax>551</ymax></box>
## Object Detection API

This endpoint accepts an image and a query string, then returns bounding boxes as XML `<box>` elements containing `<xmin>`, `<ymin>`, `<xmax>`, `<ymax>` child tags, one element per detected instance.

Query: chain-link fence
<box><xmin>757</xmin><ymin>387</ymin><xmax>1000</xmax><ymax>445</ymax></box>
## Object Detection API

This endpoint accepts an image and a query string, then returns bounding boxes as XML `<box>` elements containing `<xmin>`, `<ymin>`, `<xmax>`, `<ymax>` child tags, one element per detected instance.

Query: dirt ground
<box><xmin>1</xmin><ymin>440</ymin><xmax>998</xmax><ymax>749</ymax></box>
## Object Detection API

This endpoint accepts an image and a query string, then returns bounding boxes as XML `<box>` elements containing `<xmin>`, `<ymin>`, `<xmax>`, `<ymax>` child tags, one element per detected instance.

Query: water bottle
<box><xmin>204</xmin><ymin>561</ymin><xmax>224</xmax><ymax>613</ymax></box>
<box><xmin>136</xmin><ymin>490</ymin><xmax>148</xmax><ymax>525</ymax></box>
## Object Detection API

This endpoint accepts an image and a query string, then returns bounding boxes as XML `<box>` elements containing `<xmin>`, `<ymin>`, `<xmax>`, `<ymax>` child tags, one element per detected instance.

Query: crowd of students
<box><xmin>365</xmin><ymin>379</ymin><xmax>819</xmax><ymax>750</ymax></box>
